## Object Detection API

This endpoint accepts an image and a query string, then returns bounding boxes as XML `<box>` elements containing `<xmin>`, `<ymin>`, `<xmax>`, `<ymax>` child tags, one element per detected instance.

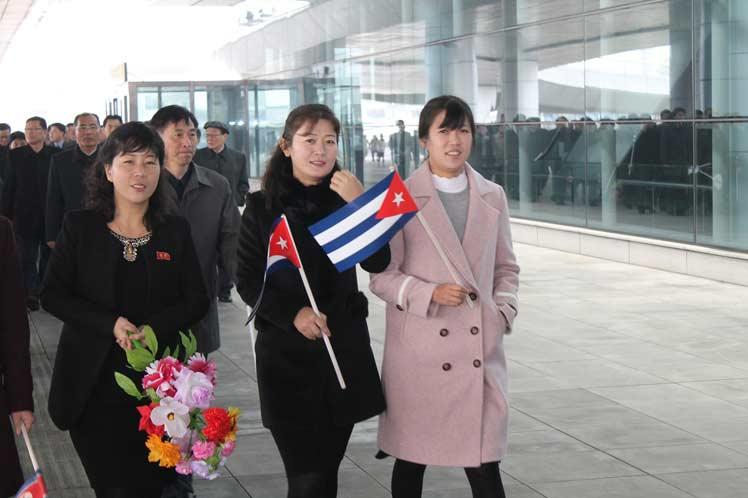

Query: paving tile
<box><xmin>657</xmin><ymin>468</ymin><xmax>748</xmax><ymax>498</ymax></box>
<box><xmin>501</xmin><ymin>450</ymin><xmax>642</xmax><ymax>484</ymax></box>
<box><xmin>560</xmin><ymin>419</ymin><xmax>705</xmax><ymax>450</ymax></box>
<box><xmin>607</xmin><ymin>443</ymin><xmax>748</xmax><ymax>474</ymax></box>
<box><xmin>533</xmin><ymin>475</ymin><xmax>694</xmax><ymax>498</ymax></box>
<box><xmin>520</xmin><ymin>359</ymin><xmax>666</xmax><ymax>388</ymax></box>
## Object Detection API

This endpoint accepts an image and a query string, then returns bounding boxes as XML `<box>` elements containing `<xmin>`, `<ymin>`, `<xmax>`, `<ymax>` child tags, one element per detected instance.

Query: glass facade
<box><xmin>129</xmin><ymin>0</ymin><xmax>748</xmax><ymax>252</ymax></box>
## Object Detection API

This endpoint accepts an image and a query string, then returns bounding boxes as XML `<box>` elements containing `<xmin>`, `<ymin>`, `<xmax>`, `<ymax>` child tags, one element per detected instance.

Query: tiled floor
<box><xmin>17</xmin><ymin>243</ymin><xmax>748</xmax><ymax>497</ymax></box>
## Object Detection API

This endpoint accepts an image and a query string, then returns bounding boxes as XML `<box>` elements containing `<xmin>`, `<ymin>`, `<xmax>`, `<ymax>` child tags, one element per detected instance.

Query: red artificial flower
<box><xmin>202</xmin><ymin>407</ymin><xmax>232</xmax><ymax>444</ymax></box>
<box><xmin>137</xmin><ymin>403</ymin><xmax>165</xmax><ymax>437</ymax></box>
<box><xmin>143</xmin><ymin>357</ymin><xmax>183</xmax><ymax>398</ymax></box>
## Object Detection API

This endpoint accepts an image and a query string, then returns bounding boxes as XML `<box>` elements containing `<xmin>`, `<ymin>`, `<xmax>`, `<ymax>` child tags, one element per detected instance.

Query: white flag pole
<box><xmin>19</xmin><ymin>421</ymin><xmax>40</xmax><ymax>473</ymax></box>
<box><xmin>415</xmin><ymin>211</ymin><xmax>474</xmax><ymax>309</ymax></box>
<box><xmin>282</xmin><ymin>215</ymin><xmax>347</xmax><ymax>390</ymax></box>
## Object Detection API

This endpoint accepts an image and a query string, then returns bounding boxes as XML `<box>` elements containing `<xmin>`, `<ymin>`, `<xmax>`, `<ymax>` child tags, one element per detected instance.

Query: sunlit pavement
<box><xmin>20</xmin><ymin>243</ymin><xmax>748</xmax><ymax>497</ymax></box>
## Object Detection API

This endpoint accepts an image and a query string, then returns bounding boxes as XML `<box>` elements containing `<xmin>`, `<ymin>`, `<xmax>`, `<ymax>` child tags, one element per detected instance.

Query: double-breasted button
<box><xmin>396</xmin><ymin>304</ymin><xmax>404</xmax><ymax>311</ymax></box>
<box><xmin>473</xmin><ymin>359</ymin><xmax>482</xmax><ymax>368</ymax></box>
<box><xmin>469</xmin><ymin>292</ymin><xmax>477</xmax><ymax>301</ymax></box>
<box><xmin>470</xmin><ymin>326</ymin><xmax>479</xmax><ymax>335</ymax></box>
<box><xmin>442</xmin><ymin>362</ymin><xmax>452</xmax><ymax>371</ymax></box>
<box><xmin>439</xmin><ymin>328</ymin><xmax>449</xmax><ymax>337</ymax></box>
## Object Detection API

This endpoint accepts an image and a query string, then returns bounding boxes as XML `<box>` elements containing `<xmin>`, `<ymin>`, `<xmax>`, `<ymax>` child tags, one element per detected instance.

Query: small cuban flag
<box><xmin>15</xmin><ymin>471</ymin><xmax>47</xmax><ymax>498</ymax></box>
<box><xmin>309</xmin><ymin>171</ymin><xmax>418</xmax><ymax>272</ymax></box>
<box><xmin>246</xmin><ymin>215</ymin><xmax>302</xmax><ymax>323</ymax></box>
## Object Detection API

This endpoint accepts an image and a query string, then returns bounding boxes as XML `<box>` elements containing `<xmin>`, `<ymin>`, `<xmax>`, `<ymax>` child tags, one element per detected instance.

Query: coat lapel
<box><xmin>408</xmin><ymin>163</ymin><xmax>477</xmax><ymax>289</ymax></box>
<box><xmin>461</xmin><ymin>164</ymin><xmax>500</xmax><ymax>281</ymax></box>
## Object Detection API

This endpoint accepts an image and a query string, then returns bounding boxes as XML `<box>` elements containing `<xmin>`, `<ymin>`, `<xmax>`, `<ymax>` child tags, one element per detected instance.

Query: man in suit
<box><xmin>1</xmin><ymin>116</ymin><xmax>57</xmax><ymax>311</ymax></box>
<box><xmin>48</xmin><ymin>122</ymin><xmax>73</xmax><ymax>150</ymax></box>
<box><xmin>0</xmin><ymin>124</ymin><xmax>10</xmax><ymax>189</ymax></box>
<box><xmin>101</xmin><ymin>114</ymin><xmax>122</xmax><ymax>141</ymax></box>
<box><xmin>152</xmin><ymin>106</ymin><xmax>240</xmax><ymax>355</ymax></box>
<box><xmin>0</xmin><ymin>215</ymin><xmax>34</xmax><ymax>498</ymax></box>
<box><xmin>0</xmin><ymin>123</ymin><xmax>10</xmax><ymax>148</ymax></box>
<box><xmin>389</xmin><ymin>119</ymin><xmax>414</xmax><ymax>178</ymax></box>
<box><xmin>194</xmin><ymin>120</ymin><xmax>248</xmax><ymax>303</ymax></box>
<box><xmin>46</xmin><ymin>112</ymin><xmax>101</xmax><ymax>247</ymax></box>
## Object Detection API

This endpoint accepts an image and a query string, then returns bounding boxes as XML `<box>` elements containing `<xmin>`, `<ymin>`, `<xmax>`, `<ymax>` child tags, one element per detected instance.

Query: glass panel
<box><xmin>160</xmin><ymin>87</ymin><xmax>190</xmax><ymax>109</ymax></box>
<box><xmin>135</xmin><ymin>87</ymin><xmax>159</xmax><ymax>122</ymax></box>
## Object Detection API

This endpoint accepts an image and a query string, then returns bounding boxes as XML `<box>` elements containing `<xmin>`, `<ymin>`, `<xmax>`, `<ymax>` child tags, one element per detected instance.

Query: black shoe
<box><xmin>26</xmin><ymin>296</ymin><xmax>40</xmax><ymax>311</ymax></box>
<box><xmin>218</xmin><ymin>295</ymin><xmax>232</xmax><ymax>303</ymax></box>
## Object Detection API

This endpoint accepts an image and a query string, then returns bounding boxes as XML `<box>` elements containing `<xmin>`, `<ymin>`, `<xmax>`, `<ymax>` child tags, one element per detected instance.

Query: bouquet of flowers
<box><xmin>114</xmin><ymin>326</ymin><xmax>239</xmax><ymax>480</ymax></box>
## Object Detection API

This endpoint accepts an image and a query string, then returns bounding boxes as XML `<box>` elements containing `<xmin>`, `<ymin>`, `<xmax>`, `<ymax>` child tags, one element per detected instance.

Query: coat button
<box><xmin>473</xmin><ymin>359</ymin><xmax>482</xmax><ymax>368</ymax></box>
<box><xmin>396</xmin><ymin>304</ymin><xmax>404</xmax><ymax>311</ymax></box>
<box><xmin>442</xmin><ymin>362</ymin><xmax>452</xmax><ymax>371</ymax></box>
<box><xmin>469</xmin><ymin>292</ymin><xmax>477</xmax><ymax>301</ymax></box>
<box><xmin>439</xmin><ymin>328</ymin><xmax>449</xmax><ymax>337</ymax></box>
<box><xmin>470</xmin><ymin>326</ymin><xmax>479</xmax><ymax>335</ymax></box>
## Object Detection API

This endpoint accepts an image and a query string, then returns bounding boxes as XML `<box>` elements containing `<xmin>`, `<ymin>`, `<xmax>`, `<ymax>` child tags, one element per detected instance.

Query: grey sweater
<box><xmin>437</xmin><ymin>188</ymin><xmax>469</xmax><ymax>242</ymax></box>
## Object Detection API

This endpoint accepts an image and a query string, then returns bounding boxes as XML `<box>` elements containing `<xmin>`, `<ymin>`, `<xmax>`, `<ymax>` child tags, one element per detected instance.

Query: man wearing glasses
<box><xmin>46</xmin><ymin>113</ymin><xmax>102</xmax><ymax>248</ymax></box>
<box><xmin>0</xmin><ymin>116</ymin><xmax>57</xmax><ymax>311</ymax></box>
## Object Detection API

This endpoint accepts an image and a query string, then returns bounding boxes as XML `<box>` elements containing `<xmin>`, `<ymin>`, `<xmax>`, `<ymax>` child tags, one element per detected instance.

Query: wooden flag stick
<box><xmin>415</xmin><ymin>212</ymin><xmax>474</xmax><ymax>309</ymax></box>
<box><xmin>282</xmin><ymin>216</ymin><xmax>347</xmax><ymax>390</ymax></box>
<box><xmin>20</xmin><ymin>422</ymin><xmax>40</xmax><ymax>473</ymax></box>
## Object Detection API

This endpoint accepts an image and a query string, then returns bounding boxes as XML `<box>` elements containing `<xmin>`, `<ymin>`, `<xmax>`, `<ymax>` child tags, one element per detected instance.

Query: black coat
<box><xmin>236</xmin><ymin>175</ymin><xmax>389</xmax><ymax>429</ymax></box>
<box><xmin>0</xmin><ymin>216</ymin><xmax>33</xmax><ymax>497</ymax></box>
<box><xmin>41</xmin><ymin>210</ymin><xmax>210</xmax><ymax>430</ymax></box>
<box><xmin>45</xmin><ymin>145</ymin><xmax>98</xmax><ymax>243</ymax></box>
<box><xmin>194</xmin><ymin>146</ymin><xmax>249</xmax><ymax>207</ymax></box>
<box><xmin>0</xmin><ymin>144</ymin><xmax>57</xmax><ymax>238</ymax></box>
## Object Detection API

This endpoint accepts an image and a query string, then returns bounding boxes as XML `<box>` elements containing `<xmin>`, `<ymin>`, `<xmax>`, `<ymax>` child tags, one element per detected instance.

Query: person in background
<box><xmin>193</xmin><ymin>120</ymin><xmax>248</xmax><ymax>303</ymax></box>
<box><xmin>42</xmin><ymin>122</ymin><xmax>209</xmax><ymax>498</ymax></box>
<box><xmin>8</xmin><ymin>131</ymin><xmax>26</xmax><ymax>150</ymax></box>
<box><xmin>48</xmin><ymin>123</ymin><xmax>70</xmax><ymax>150</ymax></box>
<box><xmin>0</xmin><ymin>215</ymin><xmax>34</xmax><ymax>498</ymax></box>
<box><xmin>101</xmin><ymin>115</ymin><xmax>123</xmax><ymax>141</ymax></box>
<box><xmin>370</xmin><ymin>95</ymin><xmax>519</xmax><ymax>498</ymax></box>
<box><xmin>65</xmin><ymin>123</ymin><xmax>76</xmax><ymax>143</ymax></box>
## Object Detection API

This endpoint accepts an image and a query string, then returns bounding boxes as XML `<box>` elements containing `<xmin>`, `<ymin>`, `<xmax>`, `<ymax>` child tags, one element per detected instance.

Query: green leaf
<box><xmin>132</xmin><ymin>338</ymin><xmax>145</xmax><ymax>350</ymax></box>
<box><xmin>126</xmin><ymin>347</ymin><xmax>155</xmax><ymax>372</ymax></box>
<box><xmin>143</xmin><ymin>325</ymin><xmax>158</xmax><ymax>355</ymax></box>
<box><xmin>163</xmin><ymin>346</ymin><xmax>171</xmax><ymax>359</ymax></box>
<box><xmin>146</xmin><ymin>388</ymin><xmax>160</xmax><ymax>403</ymax></box>
<box><xmin>114</xmin><ymin>372</ymin><xmax>143</xmax><ymax>399</ymax></box>
<box><xmin>172</xmin><ymin>345</ymin><xmax>181</xmax><ymax>361</ymax></box>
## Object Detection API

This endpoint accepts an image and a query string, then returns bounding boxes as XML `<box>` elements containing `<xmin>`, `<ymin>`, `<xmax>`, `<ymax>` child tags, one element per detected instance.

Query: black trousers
<box><xmin>391</xmin><ymin>459</ymin><xmax>506</xmax><ymax>498</ymax></box>
<box><xmin>15</xmin><ymin>231</ymin><xmax>49</xmax><ymax>298</ymax></box>
<box><xmin>217</xmin><ymin>259</ymin><xmax>233</xmax><ymax>299</ymax></box>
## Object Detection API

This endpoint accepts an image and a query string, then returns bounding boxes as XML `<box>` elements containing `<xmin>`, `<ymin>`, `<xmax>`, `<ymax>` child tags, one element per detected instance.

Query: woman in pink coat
<box><xmin>369</xmin><ymin>95</ymin><xmax>519</xmax><ymax>498</ymax></box>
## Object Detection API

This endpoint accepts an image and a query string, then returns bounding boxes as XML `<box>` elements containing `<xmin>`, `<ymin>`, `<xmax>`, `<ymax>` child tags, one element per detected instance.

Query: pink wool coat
<box><xmin>369</xmin><ymin>162</ymin><xmax>520</xmax><ymax>467</ymax></box>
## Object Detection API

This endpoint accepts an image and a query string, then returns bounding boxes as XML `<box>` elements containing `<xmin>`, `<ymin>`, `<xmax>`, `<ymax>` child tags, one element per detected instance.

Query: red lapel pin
<box><xmin>156</xmin><ymin>251</ymin><xmax>171</xmax><ymax>261</ymax></box>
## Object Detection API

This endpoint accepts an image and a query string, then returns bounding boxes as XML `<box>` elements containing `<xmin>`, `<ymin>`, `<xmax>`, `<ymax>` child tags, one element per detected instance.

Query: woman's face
<box><xmin>421</xmin><ymin>110</ymin><xmax>473</xmax><ymax>178</ymax></box>
<box><xmin>105</xmin><ymin>150</ymin><xmax>161</xmax><ymax>209</ymax></box>
<box><xmin>283</xmin><ymin>119</ymin><xmax>338</xmax><ymax>186</ymax></box>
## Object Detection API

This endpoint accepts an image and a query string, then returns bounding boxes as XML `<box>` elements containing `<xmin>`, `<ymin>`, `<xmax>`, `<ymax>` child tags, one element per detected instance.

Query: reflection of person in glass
<box><xmin>389</xmin><ymin>119</ymin><xmax>414</xmax><ymax>178</ymax></box>
<box><xmin>235</xmin><ymin>104</ymin><xmax>389</xmax><ymax>498</ymax></box>
<box><xmin>42</xmin><ymin>122</ymin><xmax>209</xmax><ymax>498</ymax></box>
<box><xmin>370</xmin><ymin>95</ymin><xmax>519</xmax><ymax>498</ymax></box>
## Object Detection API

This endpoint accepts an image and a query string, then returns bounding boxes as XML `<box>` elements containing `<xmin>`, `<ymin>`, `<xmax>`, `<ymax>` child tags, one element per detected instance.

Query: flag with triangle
<box><xmin>309</xmin><ymin>171</ymin><xmax>418</xmax><ymax>272</ymax></box>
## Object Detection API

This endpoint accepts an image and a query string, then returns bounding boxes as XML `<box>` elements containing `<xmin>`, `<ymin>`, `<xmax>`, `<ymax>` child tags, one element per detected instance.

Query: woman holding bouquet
<box><xmin>236</xmin><ymin>104</ymin><xmax>389</xmax><ymax>498</ymax></box>
<box><xmin>42</xmin><ymin>122</ymin><xmax>209</xmax><ymax>498</ymax></box>
<box><xmin>369</xmin><ymin>95</ymin><xmax>520</xmax><ymax>498</ymax></box>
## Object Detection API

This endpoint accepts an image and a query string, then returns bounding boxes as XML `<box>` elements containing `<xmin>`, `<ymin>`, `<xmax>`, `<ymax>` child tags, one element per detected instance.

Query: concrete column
<box><xmin>600</xmin><ymin>124</ymin><xmax>617</xmax><ymax>226</ymax></box>
<box><xmin>669</xmin><ymin>2</ymin><xmax>693</xmax><ymax>113</ymax></box>
<box><xmin>518</xmin><ymin>127</ymin><xmax>533</xmax><ymax>215</ymax></box>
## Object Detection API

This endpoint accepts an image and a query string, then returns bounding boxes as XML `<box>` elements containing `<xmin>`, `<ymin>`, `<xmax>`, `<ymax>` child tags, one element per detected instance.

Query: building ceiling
<box><xmin>145</xmin><ymin>0</ymin><xmax>243</xmax><ymax>5</ymax></box>
<box><xmin>0</xmin><ymin>0</ymin><xmax>34</xmax><ymax>63</ymax></box>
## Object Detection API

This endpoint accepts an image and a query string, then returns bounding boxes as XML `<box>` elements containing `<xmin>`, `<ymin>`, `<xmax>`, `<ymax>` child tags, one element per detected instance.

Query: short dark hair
<box><xmin>49</xmin><ymin>122</ymin><xmax>66</xmax><ymax>134</ymax></box>
<box><xmin>261</xmin><ymin>103</ymin><xmax>341</xmax><ymax>209</ymax></box>
<box><xmin>0</xmin><ymin>123</ymin><xmax>10</xmax><ymax>132</ymax></box>
<box><xmin>103</xmin><ymin>114</ymin><xmax>123</xmax><ymax>127</ymax></box>
<box><xmin>85</xmin><ymin>122</ymin><xmax>173</xmax><ymax>230</ymax></box>
<box><xmin>74</xmin><ymin>113</ymin><xmax>100</xmax><ymax>126</ymax></box>
<box><xmin>418</xmin><ymin>95</ymin><xmax>476</xmax><ymax>140</ymax></box>
<box><xmin>26</xmin><ymin>116</ymin><xmax>47</xmax><ymax>130</ymax></box>
<box><xmin>66</xmin><ymin>123</ymin><xmax>74</xmax><ymax>128</ymax></box>
<box><xmin>150</xmin><ymin>105</ymin><xmax>198</xmax><ymax>132</ymax></box>
<box><xmin>9</xmin><ymin>131</ymin><xmax>25</xmax><ymax>142</ymax></box>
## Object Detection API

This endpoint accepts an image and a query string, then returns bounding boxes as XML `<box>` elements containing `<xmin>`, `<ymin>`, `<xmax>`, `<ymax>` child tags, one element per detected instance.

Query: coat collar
<box><xmin>407</xmin><ymin>161</ymin><xmax>500</xmax><ymax>289</ymax></box>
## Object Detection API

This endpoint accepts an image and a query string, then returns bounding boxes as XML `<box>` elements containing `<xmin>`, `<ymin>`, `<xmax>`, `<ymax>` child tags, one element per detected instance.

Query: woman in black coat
<box><xmin>236</xmin><ymin>104</ymin><xmax>389</xmax><ymax>498</ymax></box>
<box><xmin>41</xmin><ymin>123</ymin><xmax>209</xmax><ymax>498</ymax></box>
<box><xmin>0</xmin><ymin>215</ymin><xmax>34</xmax><ymax>498</ymax></box>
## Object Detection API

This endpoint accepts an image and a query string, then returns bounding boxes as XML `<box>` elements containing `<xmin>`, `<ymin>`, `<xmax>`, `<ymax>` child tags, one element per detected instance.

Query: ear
<box><xmin>279</xmin><ymin>137</ymin><xmax>291</xmax><ymax>157</ymax></box>
<box><xmin>419</xmin><ymin>137</ymin><xmax>427</xmax><ymax>149</ymax></box>
<box><xmin>104</xmin><ymin>164</ymin><xmax>114</xmax><ymax>182</ymax></box>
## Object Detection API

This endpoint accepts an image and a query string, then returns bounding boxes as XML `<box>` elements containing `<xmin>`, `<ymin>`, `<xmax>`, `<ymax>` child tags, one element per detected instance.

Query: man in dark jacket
<box><xmin>152</xmin><ymin>106</ymin><xmax>240</xmax><ymax>354</ymax></box>
<box><xmin>1</xmin><ymin>116</ymin><xmax>56</xmax><ymax>310</ymax></box>
<box><xmin>45</xmin><ymin>113</ymin><xmax>101</xmax><ymax>247</ymax></box>
<box><xmin>194</xmin><ymin>121</ymin><xmax>248</xmax><ymax>302</ymax></box>
<box><xmin>0</xmin><ymin>215</ymin><xmax>34</xmax><ymax>498</ymax></box>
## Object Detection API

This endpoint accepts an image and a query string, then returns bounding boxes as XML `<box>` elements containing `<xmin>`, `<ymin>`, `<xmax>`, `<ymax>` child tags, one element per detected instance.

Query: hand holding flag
<box><xmin>14</xmin><ymin>422</ymin><xmax>47</xmax><ymax>498</ymax></box>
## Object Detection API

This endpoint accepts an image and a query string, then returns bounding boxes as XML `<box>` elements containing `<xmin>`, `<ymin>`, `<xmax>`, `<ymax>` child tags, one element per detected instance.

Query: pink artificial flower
<box><xmin>221</xmin><ymin>440</ymin><xmax>236</xmax><ymax>457</ymax></box>
<box><xmin>143</xmin><ymin>357</ymin><xmax>183</xmax><ymax>398</ymax></box>
<box><xmin>190</xmin><ymin>460</ymin><xmax>220</xmax><ymax>480</ymax></box>
<box><xmin>191</xmin><ymin>440</ymin><xmax>216</xmax><ymax>460</ymax></box>
<box><xmin>175</xmin><ymin>460</ymin><xmax>193</xmax><ymax>475</ymax></box>
<box><xmin>187</xmin><ymin>353</ymin><xmax>217</xmax><ymax>384</ymax></box>
<box><xmin>174</xmin><ymin>369</ymin><xmax>214</xmax><ymax>409</ymax></box>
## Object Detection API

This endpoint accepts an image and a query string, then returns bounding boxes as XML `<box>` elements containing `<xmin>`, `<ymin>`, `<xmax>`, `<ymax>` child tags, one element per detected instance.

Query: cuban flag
<box><xmin>246</xmin><ymin>215</ymin><xmax>302</xmax><ymax>323</ymax></box>
<box><xmin>15</xmin><ymin>472</ymin><xmax>47</xmax><ymax>498</ymax></box>
<box><xmin>309</xmin><ymin>171</ymin><xmax>418</xmax><ymax>272</ymax></box>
